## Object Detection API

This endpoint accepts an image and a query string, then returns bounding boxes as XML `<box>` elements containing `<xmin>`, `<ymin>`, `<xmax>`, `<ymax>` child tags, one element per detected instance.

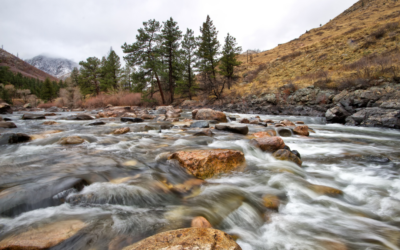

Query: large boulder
<box><xmin>22</xmin><ymin>113</ymin><xmax>46</xmax><ymax>120</ymax></box>
<box><xmin>194</xmin><ymin>109</ymin><xmax>227</xmax><ymax>122</ymax></box>
<box><xmin>0</xmin><ymin>220</ymin><xmax>86</xmax><ymax>250</ymax></box>
<box><xmin>0</xmin><ymin>121</ymin><xmax>17</xmax><ymax>128</ymax></box>
<box><xmin>168</xmin><ymin>149</ymin><xmax>245</xmax><ymax>179</ymax></box>
<box><xmin>272</xmin><ymin>149</ymin><xmax>302</xmax><ymax>166</ymax></box>
<box><xmin>251</xmin><ymin>136</ymin><xmax>285</xmax><ymax>153</ymax></box>
<box><xmin>293</xmin><ymin>125</ymin><xmax>310</xmax><ymax>136</ymax></box>
<box><xmin>121</xmin><ymin>117</ymin><xmax>144</xmax><ymax>123</ymax></box>
<box><xmin>325</xmin><ymin>105</ymin><xmax>351</xmax><ymax>124</ymax></box>
<box><xmin>122</xmin><ymin>228</ymin><xmax>241</xmax><ymax>250</ymax></box>
<box><xmin>0</xmin><ymin>103</ymin><xmax>12</xmax><ymax>114</ymax></box>
<box><xmin>65</xmin><ymin>114</ymin><xmax>94</xmax><ymax>120</ymax></box>
<box><xmin>0</xmin><ymin>133</ymin><xmax>31</xmax><ymax>145</ymax></box>
<box><xmin>215</xmin><ymin>123</ymin><xmax>249</xmax><ymax>135</ymax></box>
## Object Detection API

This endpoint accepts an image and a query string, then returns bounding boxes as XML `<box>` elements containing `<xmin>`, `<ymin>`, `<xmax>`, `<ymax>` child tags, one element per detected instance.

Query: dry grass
<box><xmin>38</xmin><ymin>102</ymin><xmax>60</xmax><ymax>108</ymax></box>
<box><xmin>82</xmin><ymin>92</ymin><xmax>143</xmax><ymax>108</ymax></box>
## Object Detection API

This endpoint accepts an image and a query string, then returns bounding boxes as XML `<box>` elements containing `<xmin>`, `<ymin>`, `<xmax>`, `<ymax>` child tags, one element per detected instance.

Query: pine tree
<box><xmin>196</xmin><ymin>15</ymin><xmax>223</xmax><ymax>99</ymax></box>
<box><xmin>101</xmin><ymin>48</ymin><xmax>121</xmax><ymax>92</ymax></box>
<box><xmin>176</xmin><ymin>28</ymin><xmax>198</xmax><ymax>100</ymax></box>
<box><xmin>122</xmin><ymin>19</ymin><xmax>166</xmax><ymax>104</ymax></box>
<box><xmin>42</xmin><ymin>77</ymin><xmax>53</xmax><ymax>102</ymax></box>
<box><xmin>219</xmin><ymin>33</ymin><xmax>242</xmax><ymax>89</ymax></box>
<box><xmin>71</xmin><ymin>67</ymin><xmax>79</xmax><ymax>86</ymax></box>
<box><xmin>78</xmin><ymin>57</ymin><xmax>101</xmax><ymax>96</ymax></box>
<box><xmin>160</xmin><ymin>17</ymin><xmax>182</xmax><ymax>103</ymax></box>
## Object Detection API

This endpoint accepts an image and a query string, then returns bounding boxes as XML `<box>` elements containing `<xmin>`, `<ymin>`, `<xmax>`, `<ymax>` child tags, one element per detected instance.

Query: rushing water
<box><xmin>1</xmin><ymin>110</ymin><xmax>400</xmax><ymax>250</ymax></box>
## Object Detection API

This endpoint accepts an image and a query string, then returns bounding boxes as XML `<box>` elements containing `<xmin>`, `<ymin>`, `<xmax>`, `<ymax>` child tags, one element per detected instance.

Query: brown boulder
<box><xmin>122</xmin><ymin>228</ymin><xmax>242</xmax><ymax>250</ymax></box>
<box><xmin>112</xmin><ymin>127</ymin><xmax>130</xmax><ymax>135</ymax></box>
<box><xmin>0</xmin><ymin>103</ymin><xmax>12</xmax><ymax>114</ymax></box>
<box><xmin>58</xmin><ymin>136</ymin><xmax>85</xmax><ymax>145</ymax></box>
<box><xmin>281</xmin><ymin>119</ymin><xmax>295</xmax><ymax>126</ymax></box>
<box><xmin>262</xmin><ymin>195</ymin><xmax>280</xmax><ymax>210</ymax></box>
<box><xmin>194</xmin><ymin>109</ymin><xmax>227</xmax><ymax>122</ymax></box>
<box><xmin>0</xmin><ymin>121</ymin><xmax>17</xmax><ymax>128</ymax></box>
<box><xmin>0</xmin><ymin>220</ymin><xmax>86</xmax><ymax>250</ymax></box>
<box><xmin>272</xmin><ymin>149</ymin><xmax>302</xmax><ymax>166</ymax></box>
<box><xmin>168</xmin><ymin>149</ymin><xmax>245</xmax><ymax>179</ymax></box>
<box><xmin>295</xmin><ymin>121</ymin><xmax>305</xmax><ymax>124</ymax></box>
<box><xmin>191</xmin><ymin>216</ymin><xmax>212</xmax><ymax>228</ymax></box>
<box><xmin>141</xmin><ymin>114</ymin><xmax>156</xmax><ymax>119</ymax></box>
<box><xmin>293</xmin><ymin>125</ymin><xmax>310</xmax><ymax>136</ymax></box>
<box><xmin>251</xmin><ymin>136</ymin><xmax>285</xmax><ymax>153</ymax></box>
<box><xmin>309</xmin><ymin>184</ymin><xmax>343</xmax><ymax>196</ymax></box>
<box><xmin>239</xmin><ymin>118</ymin><xmax>250</xmax><ymax>124</ymax></box>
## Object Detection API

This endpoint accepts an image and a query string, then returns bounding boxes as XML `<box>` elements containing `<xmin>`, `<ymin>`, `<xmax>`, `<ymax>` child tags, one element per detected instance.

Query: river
<box><xmin>1</xmin><ymin>110</ymin><xmax>400</xmax><ymax>250</ymax></box>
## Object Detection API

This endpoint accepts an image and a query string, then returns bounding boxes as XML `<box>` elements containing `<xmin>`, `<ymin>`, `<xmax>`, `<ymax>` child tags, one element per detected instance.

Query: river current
<box><xmin>1</xmin><ymin>110</ymin><xmax>400</xmax><ymax>250</ymax></box>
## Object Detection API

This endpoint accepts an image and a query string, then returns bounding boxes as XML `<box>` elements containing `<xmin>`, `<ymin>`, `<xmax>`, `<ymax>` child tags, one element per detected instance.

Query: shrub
<box><xmin>281</xmin><ymin>51</ymin><xmax>302</xmax><ymax>62</ymax></box>
<box><xmin>82</xmin><ymin>92</ymin><xmax>143</xmax><ymax>108</ymax></box>
<box><xmin>38</xmin><ymin>102</ymin><xmax>60</xmax><ymax>108</ymax></box>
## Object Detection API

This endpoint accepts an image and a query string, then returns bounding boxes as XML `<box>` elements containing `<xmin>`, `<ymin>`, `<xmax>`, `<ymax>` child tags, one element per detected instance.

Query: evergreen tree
<box><xmin>176</xmin><ymin>28</ymin><xmax>198</xmax><ymax>100</ymax></box>
<box><xmin>219</xmin><ymin>33</ymin><xmax>242</xmax><ymax>89</ymax></box>
<box><xmin>122</xmin><ymin>19</ymin><xmax>166</xmax><ymax>104</ymax></box>
<box><xmin>196</xmin><ymin>15</ymin><xmax>223</xmax><ymax>99</ymax></box>
<box><xmin>78</xmin><ymin>57</ymin><xmax>101</xmax><ymax>96</ymax></box>
<box><xmin>101</xmin><ymin>48</ymin><xmax>121</xmax><ymax>92</ymax></box>
<box><xmin>160</xmin><ymin>17</ymin><xmax>182</xmax><ymax>103</ymax></box>
<box><xmin>71</xmin><ymin>67</ymin><xmax>79</xmax><ymax>86</ymax></box>
<box><xmin>42</xmin><ymin>78</ymin><xmax>53</xmax><ymax>102</ymax></box>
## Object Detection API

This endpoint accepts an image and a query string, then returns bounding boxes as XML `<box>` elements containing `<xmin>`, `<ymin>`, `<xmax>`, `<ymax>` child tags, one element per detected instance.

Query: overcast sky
<box><xmin>0</xmin><ymin>0</ymin><xmax>358</xmax><ymax>64</ymax></box>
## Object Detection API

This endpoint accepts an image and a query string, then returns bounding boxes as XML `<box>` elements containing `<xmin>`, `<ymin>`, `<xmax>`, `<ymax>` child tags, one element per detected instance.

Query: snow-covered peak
<box><xmin>25</xmin><ymin>55</ymin><xmax>79</xmax><ymax>79</ymax></box>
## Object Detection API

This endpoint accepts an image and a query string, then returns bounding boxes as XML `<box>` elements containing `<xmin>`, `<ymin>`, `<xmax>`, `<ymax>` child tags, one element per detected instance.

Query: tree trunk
<box><xmin>154</xmin><ymin>72</ymin><xmax>165</xmax><ymax>104</ymax></box>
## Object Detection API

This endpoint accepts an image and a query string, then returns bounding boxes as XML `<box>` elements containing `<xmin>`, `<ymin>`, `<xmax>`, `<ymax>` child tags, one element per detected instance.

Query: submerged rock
<box><xmin>277</xmin><ymin>127</ymin><xmax>292</xmax><ymax>137</ymax></box>
<box><xmin>0</xmin><ymin>220</ymin><xmax>86</xmax><ymax>250</ymax></box>
<box><xmin>88</xmin><ymin>121</ymin><xmax>106</xmax><ymax>126</ymax></box>
<box><xmin>215</xmin><ymin>123</ymin><xmax>249</xmax><ymax>135</ymax></box>
<box><xmin>0</xmin><ymin>133</ymin><xmax>31</xmax><ymax>145</ymax></box>
<box><xmin>293</xmin><ymin>125</ymin><xmax>310</xmax><ymax>136</ymax></box>
<box><xmin>280</xmin><ymin>119</ymin><xmax>295</xmax><ymax>126</ymax></box>
<box><xmin>22</xmin><ymin>113</ymin><xmax>46</xmax><ymax>120</ymax></box>
<box><xmin>43</xmin><ymin>121</ymin><xmax>58</xmax><ymax>125</ymax></box>
<box><xmin>194</xmin><ymin>108</ymin><xmax>227</xmax><ymax>122</ymax></box>
<box><xmin>0</xmin><ymin>121</ymin><xmax>17</xmax><ymax>128</ymax></box>
<box><xmin>112</xmin><ymin>127</ymin><xmax>130</xmax><ymax>135</ymax></box>
<box><xmin>272</xmin><ymin>149</ymin><xmax>302</xmax><ymax>166</ymax></box>
<box><xmin>262</xmin><ymin>194</ymin><xmax>280</xmax><ymax>210</ymax></box>
<box><xmin>168</xmin><ymin>149</ymin><xmax>245</xmax><ymax>179</ymax></box>
<box><xmin>251</xmin><ymin>136</ymin><xmax>285</xmax><ymax>153</ymax></box>
<box><xmin>309</xmin><ymin>184</ymin><xmax>343</xmax><ymax>196</ymax></box>
<box><xmin>58</xmin><ymin>136</ymin><xmax>85</xmax><ymax>145</ymax></box>
<box><xmin>121</xmin><ymin>117</ymin><xmax>144</xmax><ymax>123</ymax></box>
<box><xmin>65</xmin><ymin>114</ymin><xmax>94</xmax><ymax>120</ymax></box>
<box><xmin>122</xmin><ymin>228</ymin><xmax>241</xmax><ymax>250</ymax></box>
<box><xmin>193</xmin><ymin>129</ymin><xmax>214</xmax><ymax>136</ymax></box>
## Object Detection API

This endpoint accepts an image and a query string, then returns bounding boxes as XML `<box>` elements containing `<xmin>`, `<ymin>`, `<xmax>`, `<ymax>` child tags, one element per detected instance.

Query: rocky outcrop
<box><xmin>0</xmin><ymin>103</ymin><xmax>12</xmax><ymax>114</ymax></box>
<box><xmin>325</xmin><ymin>105</ymin><xmax>351</xmax><ymax>124</ymax></box>
<box><xmin>0</xmin><ymin>220</ymin><xmax>86</xmax><ymax>250</ymax></box>
<box><xmin>345</xmin><ymin>108</ymin><xmax>400</xmax><ymax>128</ymax></box>
<box><xmin>251</xmin><ymin>136</ymin><xmax>285</xmax><ymax>153</ymax></box>
<box><xmin>168</xmin><ymin>149</ymin><xmax>245</xmax><ymax>179</ymax></box>
<box><xmin>215</xmin><ymin>124</ymin><xmax>249</xmax><ymax>135</ymax></box>
<box><xmin>193</xmin><ymin>109</ymin><xmax>227</xmax><ymax>122</ymax></box>
<box><xmin>122</xmin><ymin>228</ymin><xmax>241</xmax><ymax>250</ymax></box>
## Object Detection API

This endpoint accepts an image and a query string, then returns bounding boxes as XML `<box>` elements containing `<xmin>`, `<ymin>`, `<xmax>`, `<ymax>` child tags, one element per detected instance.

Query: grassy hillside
<box><xmin>229</xmin><ymin>0</ymin><xmax>400</xmax><ymax>98</ymax></box>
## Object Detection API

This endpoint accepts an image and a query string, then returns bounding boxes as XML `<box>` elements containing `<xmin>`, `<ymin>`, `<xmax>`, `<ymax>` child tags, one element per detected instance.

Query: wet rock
<box><xmin>122</xmin><ymin>228</ymin><xmax>241</xmax><ymax>250</ymax></box>
<box><xmin>272</xmin><ymin>149</ymin><xmax>302</xmax><ymax>166</ymax></box>
<box><xmin>23</xmin><ymin>103</ymin><xmax>31</xmax><ymax>108</ymax></box>
<box><xmin>44</xmin><ymin>113</ymin><xmax>57</xmax><ymax>116</ymax></box>
<box><xmin>275</xmin><ymin>124</ymin><xmax>285</xmax><ymax>127</ymax></box>
<box><xmin>43</xmin><ymin>121</ymin><xmax>58</xmax><ymax>125</ymax></box>
<box><xmin>0</xmin><ymin>121</ymin><xmax>17</xmax><ymax>128</ymax></box>
<box><xmin>58</xmin><ymin>136</ymin><xmax>85</xmax><ymax>145</ymax></box>
<box><xmin>166</xmin><ymin>118</ymin><xmax>179</xmax><ymax>122</ymax></box>
<box><xmin>215</xmin><ymin>123</ymin><xmax>249</xmax><ymax>135</ymax></box>
<box><xmin>0</xmin><ymin>102</ymin><xmax>12</xmax><ymax>114</ymax></box>
<box><xmin>88</xmin><ymin>121</ymin><xmax>105</xmax><ymax>126</ymax></box>
<box><xmin>0</xmin><ymin>220</ymin><xmax>86</xmax><ymax>250</ymax></box>
<box><xmin>262</xmin><ymin>194</ymin><xmax>280</xmax><ymax>210</ymax></box>
<box><xmin>193</xmin><ymin>129</ymin><xmax>214</xmax><ymax>137</ymax></box>
<box><xmin>191</xmin><ymin>216</ymin><xmax>212</xmax><ymax>228</ymax></box>
<box><xmin>141</xmin><ymin>114</ymin><xmax>156</xmax><ymax>119</ymax></box>
<box><xmin>156</xmin><ymin>105</ymin><xmax>175</xmax><ymax>114</ymax></box>
<box><xmin>168</xmin><ymin>149</ymin><xmax>245</xmax><ymax>179</ymax></box>
<box><xmin>166</xmin><ymin>111</ymin><xmax>180</xmax><ymax>118</ymax></box>
<box><xmin>65</xmin><ymin>114</ymin><xmax>94</xmax><ymax>120</ymax></box>
<box><xmin>0</xmin><ymin>133</ymin><xmax>31</xmax><ymax>145</ymax></box>
<box><xmin>280</xmin><ymin>119</ymin><xmax>295</xmax><ymax>126</ymax></box>
<box><xmin>258</xmin><ymin>122</ymin><xmax>268</xmax><ymax>127</ymax></box>
<box><xmin>192</xmin><ymin>109</ymin><xmax>198</xmax><ymax>119</ymax></box>
<box><xmin>46</xmin><ymin>106</ymin><xmax>59</xmax><ymax>112</ymax></box>
<box><xmin>309</xmin><ymin>184</ymin><xmax>343</xmax><ymax>196</ymax></box>
<box><xmin>228</xmin><ymin>116</ymin><xmax>237</xmax><ymax>121</ymax></box>
<box><xmin>238</xmin><ymin>118</ymin><xmax>250</xmax><ymax>124</ymax></box>
<box><xmin>190</xmin><ymin>120</ymin><xmax>209</xmax><ymax>128</ymax></box>
<box><xmin>171</xmin><ymin>179</ymin><xmax>205</xmax><ymax>194</ymax></box>
<box><xmin>325</xmin><ymin>105</ymin><xmax>350</xmax><ymax>124</ymax></box>
<box><xmin>253</xmin><ymin>131</ymin><xmax>271</xmax><ymax>138</ymax></box>
<box><xmin>249</xmin><ymin>118</ymin><xmax>261</xmax><ymax>124</ymax></box>
<box><xmin>345</xmin><ymin>108</ymin><xmax>400</xmax><ymax>129</ymax></box>
<box><xmin>121</xmin><ymin>117</ymin><xmax>144</xmax><ymax>123</ymax></box>
<box><xmin>277</xmin><ymin>127</ymin><xmax>292</xmax><ymax>137</ymax></box>
<box><xmin>295</xmin><ymin>121</ymin><xmax>305</xmax><ymax>124</ymax></box>
<box><xmin>194</xmin><ymin>108</ymin><xmax>227</xmax><ymax>122</ymax></box>
<box><xmin>293</xmin><ymin>125</ymin><xmax>310</xmax><ymax>136</ymax></box>
<box><xmin>22</xmin><ymin>113</ymin><xmax>46</xmax><ymax>120</ymax></box>
<box><xmin>251</xmin><ymin>136</ymin><xmax>285</xmax><ymax>153</ymax></box>
<box><xmin>112</xmin><ymin>127</ymin><xmax>130</xmax><ymax>135</ymax></box>
<box><xmin>292</xmin><ymin>150</ymin><xmax>301</xmax><ymax>159</ymax></box>
<box><xmin>31</xmin><ymin>130</ymin><xmax>63</xmax><ymax>140</ymax></box>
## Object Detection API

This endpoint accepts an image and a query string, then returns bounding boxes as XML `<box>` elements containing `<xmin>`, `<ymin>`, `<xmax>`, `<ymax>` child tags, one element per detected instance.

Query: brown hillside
<box><xmin>231</xmin><ymin>0</ymin><xmax>400</xmax><ymax>97</ymax></box>
<box><xmin>0</xmin><ymin>49</ymin><xmax>58</xmax><ymax>82</ymax></box>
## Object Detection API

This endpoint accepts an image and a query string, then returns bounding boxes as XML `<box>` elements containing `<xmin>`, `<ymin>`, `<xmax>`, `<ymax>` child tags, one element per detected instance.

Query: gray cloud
<box><xmin>0</xmin><ymin>0</ymin><xmax>358</xmax><ymax>64</ymax></box>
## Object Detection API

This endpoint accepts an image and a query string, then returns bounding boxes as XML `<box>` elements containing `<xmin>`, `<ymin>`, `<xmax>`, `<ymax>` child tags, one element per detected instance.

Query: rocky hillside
<box><xmin>25</xmin><ymin>55</ymin><xmax>78</xmax><ymax>79</ymax></box>
<box><xmin>0</xmin><ymin>49</ymin><xmax>58</xmax><ymax>82</ymax></box>
<box><xmin>230</xmin><ymin>0</ymin><xmax>400</xmax><ymax>97</ymax></box>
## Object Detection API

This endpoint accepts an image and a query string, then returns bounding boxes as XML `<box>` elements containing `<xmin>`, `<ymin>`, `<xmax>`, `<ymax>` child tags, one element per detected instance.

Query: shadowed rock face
<box><xmin>122</xmin><ymin>228</ymin><xmax>242</xmax><ymax>250</ymax></box>
<box><xmin>168</xmin><ymin>149</ymin><xmax>245</xmax><ymax>179</ymax></box>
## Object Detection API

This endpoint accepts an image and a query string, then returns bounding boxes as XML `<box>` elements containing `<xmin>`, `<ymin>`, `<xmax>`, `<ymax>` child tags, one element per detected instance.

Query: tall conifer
<box><xmin>78</xmin><ymin>57</ymin><xmax>101</xmax><ymax>96</ymax></box>
<box><xmin>219</xmin><ymin>33</ymin><xmax>242</xmax><ymax>89</ymax></box>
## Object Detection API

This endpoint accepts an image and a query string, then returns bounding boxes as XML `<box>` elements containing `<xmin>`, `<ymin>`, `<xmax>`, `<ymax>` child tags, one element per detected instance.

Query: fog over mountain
<box><xmin>25</xmin><ymin>55</ymin><xmax>79</xmax><ymax>79</ymax></box>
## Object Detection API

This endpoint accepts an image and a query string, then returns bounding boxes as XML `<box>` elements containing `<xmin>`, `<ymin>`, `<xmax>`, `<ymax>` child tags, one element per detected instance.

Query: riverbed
<box><xmin>1</xmin><ymin>110</ymin><xmax>400</xmax><ymax>250</ymax></box>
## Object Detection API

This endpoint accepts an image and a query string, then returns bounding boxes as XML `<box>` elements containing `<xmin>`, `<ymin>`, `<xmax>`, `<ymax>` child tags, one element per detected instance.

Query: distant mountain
<box><xmin>25</xmin><ymin>55</ymin><xmax>79</xmax><ymax>79</ymax></box>
<box><xmin>0</xmin><ymin>49</ymin><xmax>59</xmax><ymax>82</ymax></box>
